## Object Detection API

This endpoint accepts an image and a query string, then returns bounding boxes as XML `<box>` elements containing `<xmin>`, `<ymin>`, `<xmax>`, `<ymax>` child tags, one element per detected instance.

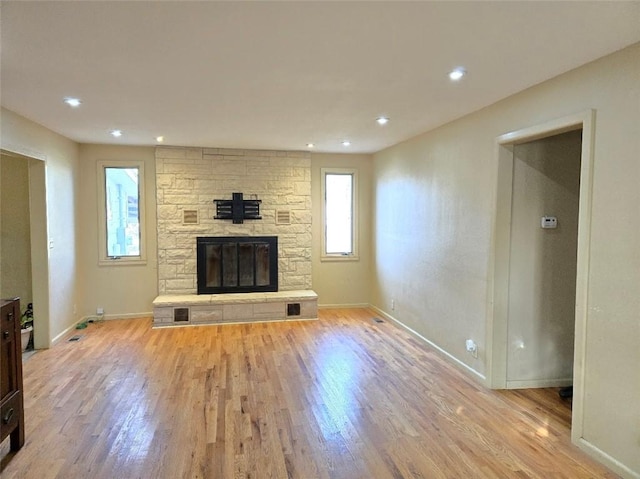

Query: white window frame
<box><xmin>321</xmin><ymin>167</ymin><xmax>359</xmax><ymax>261</ymax></box>
<box><xmin>97</xmin><ymin>160</ymin><xmax>147</xmax><ymax>266</ymax></box>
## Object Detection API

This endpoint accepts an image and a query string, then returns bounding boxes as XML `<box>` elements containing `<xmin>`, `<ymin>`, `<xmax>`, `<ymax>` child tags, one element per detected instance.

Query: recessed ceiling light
<box><xmin>156</xmin><ymin>136</ymin><xmax>164</xmax><ymax>143</ymax></box>
<box><xmin>376</xmin><ymin>117</ymin><xmax>389</xmax><ymax>125</ymax></box>
<box><xmin>449</xmin><ymin>68</ymin><xmax>466</xmax><ymax>81</ymax></box>
<box><xmin>342</xmin><ymin>140</ymin><xmax>351</xmax><ymax>147</ymax></box>
<box><xmin>306</xmin><ymin>143</ymin><xmax>314</xmax><ymax>148</ymax></box>
<box><xmin>110</xmin><ymin>129</ymin><xmax>123</xmax><ymax>138</ymax></box>
<box><xmin>63</xmin><ymin>97</ymin><xmax>82</xmax><ymax>107</ymax></box>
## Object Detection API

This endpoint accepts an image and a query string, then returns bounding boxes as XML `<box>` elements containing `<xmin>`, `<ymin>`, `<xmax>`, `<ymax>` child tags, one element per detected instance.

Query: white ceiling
<box><xmin>2</xmin><ymin>1</ymin><xmax>639</xmax><ymax>154</ymax></box>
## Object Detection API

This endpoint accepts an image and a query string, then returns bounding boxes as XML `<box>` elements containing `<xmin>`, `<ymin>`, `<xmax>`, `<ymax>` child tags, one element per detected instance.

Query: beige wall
<box><xmin>0</xmin><ymin>154</ymin><xmax>33</xmax><ymax>305</ymax></box>
<box><xmin>372</xmin><ymin>43</ymin><xmax>640</xmax><ymax>476</ymax></box>
<box><xmin>1</xmin><ymin>107</ymin><xmax>80</xmax><ymax>346</ymax></box>
<box><xmin>507</xmin><ymin>130</ymin><xmax>581</xmax><ymax>386</ymax></box>
<box><xmin>77</xmin><ymin>144</ymin><xmax>158</xmax><ymax>318</ymax></box>
<box><xmin>311</xmin><ymin>153</ymin><xmax>372</xmax><ymax>307</ymax></box>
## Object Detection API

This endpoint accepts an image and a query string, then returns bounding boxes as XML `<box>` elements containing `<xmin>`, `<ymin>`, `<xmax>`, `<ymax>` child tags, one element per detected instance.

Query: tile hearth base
<box><xmin>152</xmin><ymin>290</ymin><xmax>318</xmax><ymax>327</ymax></box>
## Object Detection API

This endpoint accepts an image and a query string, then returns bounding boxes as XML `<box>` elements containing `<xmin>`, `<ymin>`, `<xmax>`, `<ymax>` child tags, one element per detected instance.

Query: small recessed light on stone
<box><xmin>110</xmin><ymin>129</ymin><xmax>123</xmax><ymax>138</ymax></box>
<box><xmin>156</xmin><ymin>136</ymin><xmax>164</xmax><ymax>143</ymax></box>
<box><xmin>376</xmin><ymin>117</ymin><xmax>389</xmax><ymax>125</ymax></box>
<box><xmin>449</xmin><ymin>68</ymin><xmax>466</xmax><ymax>81</ymax></box>
<box><xmin>63</xmin><ymin>97</ymin><xmax>82</xmax><ymax>107</ymax></box>
<box><xmin>307</xmin><ymin>143</ymin><xmax>314</xmax><ymax>148</ymax></box>
<box><xmin>342</xmin><ymin>140</ymin><xmax>351</xmax><ymax>147</ymax></box>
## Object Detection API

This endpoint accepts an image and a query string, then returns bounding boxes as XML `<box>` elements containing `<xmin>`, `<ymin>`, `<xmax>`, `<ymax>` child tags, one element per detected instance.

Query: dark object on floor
<box><xmin>559</xmin><ymin>386</ymin><xmax>573</xmax><ymax>399</ymax></box>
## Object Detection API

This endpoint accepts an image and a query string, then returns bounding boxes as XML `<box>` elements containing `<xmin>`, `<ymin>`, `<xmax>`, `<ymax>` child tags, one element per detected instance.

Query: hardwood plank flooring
<box><xmin>0</xmin><ymin>309</ymin><xmax>617</xmax><ymax>478</ymax></box>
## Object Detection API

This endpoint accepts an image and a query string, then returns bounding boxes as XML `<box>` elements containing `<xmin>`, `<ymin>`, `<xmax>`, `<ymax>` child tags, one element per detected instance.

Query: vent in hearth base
<box><xmin>276</xmin><ymin>210</ymin><xmax>291</xmax><ymax>225</ymax></box>
<box><xmin>174</xmin><ymin>308</ymin><xmax>189</xmax><ymax>322</ymax></box>
<box><xmin>287</xmin><ymin>303</ymin><xmax>301</xmax><ymax>317</ymax></box>
<box><xmin>183</xmin><ymin>209</ymin><xmax>198</xmax><ymax>225</ymax></box>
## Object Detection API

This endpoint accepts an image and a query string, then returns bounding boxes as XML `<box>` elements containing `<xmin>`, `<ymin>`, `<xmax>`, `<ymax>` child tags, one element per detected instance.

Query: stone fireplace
<box><xmin>153</xmin><ymin>146</ymin><xmax>316</xmax><ymax>327</ymax></box>
<box><xmin>155</xmin><ymin>146</ymin><xmax>312</xmax><ymax>295</ymax></box>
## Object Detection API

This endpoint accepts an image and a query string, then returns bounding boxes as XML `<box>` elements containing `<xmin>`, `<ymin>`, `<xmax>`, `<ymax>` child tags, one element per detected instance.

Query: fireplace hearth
<box><xmin>197</xmin><ymin>236</ymin><xmax>278</xmax><ymax>294</ymax></box>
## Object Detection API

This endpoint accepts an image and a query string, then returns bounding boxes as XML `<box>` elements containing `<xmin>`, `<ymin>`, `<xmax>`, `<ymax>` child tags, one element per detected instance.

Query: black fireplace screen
<box><xmin>197</xmin><ymin>236</ymin><xmax>278</xmax><ymax>294</ymax></box>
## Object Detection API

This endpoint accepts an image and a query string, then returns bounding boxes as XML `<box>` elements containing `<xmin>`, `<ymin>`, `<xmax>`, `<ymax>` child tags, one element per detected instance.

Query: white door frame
<box><xmin>485</xmin><ymin>110</ymin><xmax>595</xmax><ymax>442</ymax></box>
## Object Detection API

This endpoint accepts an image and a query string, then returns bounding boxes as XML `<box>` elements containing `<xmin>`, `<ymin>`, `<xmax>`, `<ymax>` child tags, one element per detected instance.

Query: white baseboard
<box><xmin>52</xmin><ymin>313</ymin><xmax>152</xmax><ymax>345</ymax></box>
<box><xmin>51</xmin><ymin>321</ymin><xmax>80</xmax><ymax>346</ymax></box>
<box><xmin>506</xmin><ymin>378</ymin><xmax>572</xmax><ymax>389</ymax></box>
<box><xmin>78</xmin><ymin>312</ymin><xmax>151</xmax><ymax>324</ymax></box>
<box><xmin>370</xmin><ymin>305</ymin><xmax>486</xmax><ymax>383</ymax></box>
<box><xmin>576</xmin><ymin>437</ymin><xmax>639</xmax><ymax>479</ymax></box>
<box><xmin>319</xmin><ymin>303</ymin><xmax>370</xmax><ymax>309</ymax></box>
<box><xmin>102</xmin><ymin>312</ymin><xmax>152</xmax><ymax>320</ymax></box>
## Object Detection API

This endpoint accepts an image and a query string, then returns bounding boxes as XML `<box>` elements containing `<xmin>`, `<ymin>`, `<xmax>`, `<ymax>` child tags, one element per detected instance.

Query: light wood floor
<box><xmin>1</xmin><ymin>309</ymin><xmax>617</xmax><ymax>478</ymax></box>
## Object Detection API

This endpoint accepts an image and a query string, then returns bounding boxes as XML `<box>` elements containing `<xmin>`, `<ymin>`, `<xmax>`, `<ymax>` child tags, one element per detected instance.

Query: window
<box><xmin>97</xmin><ymin>161</ymin><xmax>146</xmax><ymax>265</ymax></box>
<box><xmin>321</xmin><ymin>168</ymin><xmax>358</xmax><ymax>260</ymax></box>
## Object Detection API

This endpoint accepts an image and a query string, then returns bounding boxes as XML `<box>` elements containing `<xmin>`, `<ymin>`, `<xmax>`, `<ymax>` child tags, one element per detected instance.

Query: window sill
<box><xmin>98</xmin><ymin>257</ymin><xmax>147</xmax><ymax>267</ymax></box>
<box><xmin>321</xmin><ymin>254</ymin><xmax>360</xmax><ymax>262</ymax></box>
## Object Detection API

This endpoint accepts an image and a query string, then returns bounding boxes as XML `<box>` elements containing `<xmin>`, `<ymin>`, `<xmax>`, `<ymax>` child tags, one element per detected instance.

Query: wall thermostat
<box><xmin>541</xmin><ymin>216</ymin><xmax>558</xmax><ymax>229</ymax></box>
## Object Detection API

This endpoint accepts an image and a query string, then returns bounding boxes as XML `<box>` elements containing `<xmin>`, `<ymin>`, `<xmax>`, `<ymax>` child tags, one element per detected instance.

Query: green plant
<box><xmin>21</xmin><ymin>302</ymin><xmax>34</xmax><ymax>330</ymax></box>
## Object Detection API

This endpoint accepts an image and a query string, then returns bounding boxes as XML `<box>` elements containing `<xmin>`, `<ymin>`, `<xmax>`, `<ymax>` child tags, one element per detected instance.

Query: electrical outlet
<box><xmin>465</xmin><ymin>339</ymin><xmax>478</xmax><ymax>358</ymax></box>
<box><xmin>97</xmin><ymin>307</ymin><xmax>104</xmax><ymax>315</ymax></box>
<box><xmin>391</xmin><ymin>299</ymin><xmax>395</xmax><ymax>310</ymax></box>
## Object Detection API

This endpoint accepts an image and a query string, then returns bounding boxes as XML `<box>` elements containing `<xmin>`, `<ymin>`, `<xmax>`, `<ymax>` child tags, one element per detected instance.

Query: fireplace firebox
<box><xmin>197</xmin><ymin>236</ymin><xmax>278</xmax><ymax>294</ymax></box>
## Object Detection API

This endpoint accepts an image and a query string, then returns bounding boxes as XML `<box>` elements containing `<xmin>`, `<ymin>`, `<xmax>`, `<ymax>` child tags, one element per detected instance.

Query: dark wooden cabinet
<box><xmin>0</xmin><ymin>298</ymin><xmax>25</xmax><ymax>451</ymax></box>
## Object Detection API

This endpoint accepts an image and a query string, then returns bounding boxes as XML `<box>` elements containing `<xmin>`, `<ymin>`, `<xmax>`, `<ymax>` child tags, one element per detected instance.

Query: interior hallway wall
<box><xmin>372</xmin><ymin>43</ymin><xmax>640</xmax><ymax>476</ymax></box>
<box><xmin>0</xmin><ymin>154</ymin><xmax>33</xmax><ymax>305</ymax></box>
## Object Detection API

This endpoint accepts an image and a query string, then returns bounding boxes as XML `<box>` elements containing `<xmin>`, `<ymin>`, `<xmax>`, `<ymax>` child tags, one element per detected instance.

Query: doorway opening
<box><xmin>506</xmin><ymin>129</ymin><xmax>582</xmax><ymax>389</ymax></box>
<box><xmin>0</xmin><ymin>150</ymin><xmax>50</xmax><ymax>349</ymax></box>
<box><xmin>486</xmin><ymin>110</ymin><xmax>595</xmax><ymax>443</ymax></box>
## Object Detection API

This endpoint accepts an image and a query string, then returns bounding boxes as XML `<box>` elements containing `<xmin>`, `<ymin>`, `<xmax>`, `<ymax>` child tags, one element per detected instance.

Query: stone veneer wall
<box><xmin>155</xmin><ymin>147</ymin><xmax>312</xmax><ymax>295</ymax></box>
